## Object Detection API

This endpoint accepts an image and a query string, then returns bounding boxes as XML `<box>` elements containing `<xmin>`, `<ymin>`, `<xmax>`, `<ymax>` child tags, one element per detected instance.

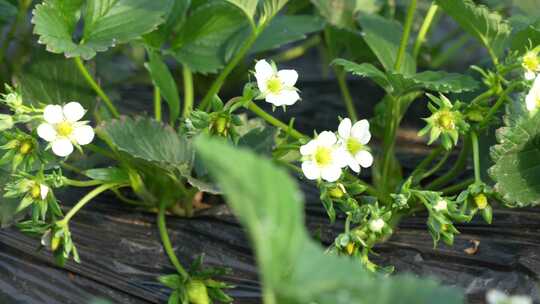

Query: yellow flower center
<box><xmin>474</xmin><ymin>193</ymin><xmax>488</xmax><ymax>209</ymax></box>
<box><xmin>437</xmin><ymin>111</ymin><xmax>455</xmax><ymax>130</ymax></box>
<box><xmin>19</xmin><ymin>141</ymin><xmax>33</xmax><ymax>155</ymax></box>
<box><xmin>266</xmin><ymin>77</ymin><xmax>282</xmax><ymax>94</ymax></box>
<box><xmin>523</xmin><ymin>52</ymin><xmax>539</xmax><ymax>72</ymax></box>
<box><xmin>346</xmin><ymin>242</ymin><xmax>355</xmax><ymax>255</ymax></box>
<box><xmin>30</xmin><ymin>184</ymin><xmax>41</xmax><ymax>199</ymax></box>
<box><xmin>56</xmin><ymin>121</ymin><xmax>73</xmax><ymax>137</ymax></box>
<box><xmin>314</xmin><ymin>146</ymin><xmax>332</xmax><ymax>167</ymax></box>
<box><xmin>346</xmin><ymin>137</ymin><xmax>363</xmax><ymax>155</ymax></box>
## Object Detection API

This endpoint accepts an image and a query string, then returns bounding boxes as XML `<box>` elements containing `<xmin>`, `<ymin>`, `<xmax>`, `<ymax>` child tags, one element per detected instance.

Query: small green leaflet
<box><xmin>32</xmin><ymin>0</ymin><xmax>169</xmax><ymax>59</ymax></box>
<box><xmin>225</xmin><ymin>0</ymin><xmax>258</xmax><ymax>20</ymax></box>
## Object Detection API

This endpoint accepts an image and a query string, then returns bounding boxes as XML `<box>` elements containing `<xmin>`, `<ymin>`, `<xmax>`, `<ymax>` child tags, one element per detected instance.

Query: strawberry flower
<box><xmin>37</xmin><ymin>102</ymin><xmax>94</xmax><ymax>157</ymax></box>
<box><xmin>254</xmin><ymin>59</ymin><xmax>300</xmax><ymax>107</ymax></box>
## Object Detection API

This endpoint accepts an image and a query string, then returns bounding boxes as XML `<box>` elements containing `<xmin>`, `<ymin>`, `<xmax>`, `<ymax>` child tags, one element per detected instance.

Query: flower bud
<box><xmin>51</xmin><ymin>235</ymin><xmax>61</xmax><ymax>252</ymax></box>
<box><xmin>0</xmin><ymin>114</ymin><xmax>13</xmax><ymax>131</ymax></box>
<box><xmin>345</xmin><ymin>242</ymin><xmax>355</xmax><ymax>255</ymax></box>
<box><xmin>211</xmin><ymin>116</ymin><xmax>230</xmax><ymax>136</ymax></box>
<box><xmin>466</xmin><ymin>110</ymin><xmax>484</xmax><ymax>122</ymax></box>
<box><xmin>4</xmin><ymin>92</ymin><xmax>22</xmax><ymax>107</ymax></box>
<box><xmin>434</xmin><ymin>199</ymin><xmax>447</xmax><ymax>212</ymax></box>
<box><xmin>186</xmin><ymin>280</ymin><xmax>210</xmax><ymax>304</ymax></box>
<box><xmin>368</xmin><ymin>218</ymin><xmax>385</xmax><ymax>233</ymax></box>
<box><xmin>30</xmin><ymin>184</ymin><xmax>41</xmax><ymax>199</ymax></box>
<box><xmin>328</xmin><ymin>183</ymin><xmax>346</xmax><ymax>199</ymax></box>
<box><xmin>19</xmin><ymin>141</ymin><xmax>33</xmax><ymax>155</ymax></box>
<box><xmin>474</xmin><ymin>193</ymin><xmax>488</xmax><ymax>210</ymax></box>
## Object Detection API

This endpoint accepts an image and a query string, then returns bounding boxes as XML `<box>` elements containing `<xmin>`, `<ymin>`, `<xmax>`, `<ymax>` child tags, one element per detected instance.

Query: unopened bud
<box><xmin>186</xmin><ymin>280</ymin><xmax>210</xmax><ymax>304</ymax></box>
<box><xmin>474</xmin><ymin>193</ymin><xmax>488</xmax><ymax>210</ymax></box>
<box><xmin>0</xmin><ymin>114</ymin><xmax>13</xmax><ymax>131</ymax></box>
<box><xmin>369</xmin><ymin>218</ymin><xmax>385</xmax><ymax>233</ymax></box>
<box><xmin>19</xmin><ymin>141</ymin><xmax>33</xmax><ymax>155</ymax></box>
<box><xmin>345</xmin><ymin>242</ymin><xmax>355</xmax><ymax>255</ymax></box>
<box><xmin>328</xmin><ymin>183</ymin><xmax>346</xmax><ymax>199</ymax></box>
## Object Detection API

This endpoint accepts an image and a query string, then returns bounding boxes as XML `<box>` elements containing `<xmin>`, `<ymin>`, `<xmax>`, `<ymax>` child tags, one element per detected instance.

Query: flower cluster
<box><xmin>300</xmin><ymin>118</ymin><xmax>373</xmax><ymax>182</ymax></box>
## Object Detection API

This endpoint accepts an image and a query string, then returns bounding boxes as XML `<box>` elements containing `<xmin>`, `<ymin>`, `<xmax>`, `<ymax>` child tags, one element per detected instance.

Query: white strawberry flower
<box><xmin>37</xmin><ymin>102</ymin><xmax>95</xmax><ymax>157</ymax></box>
<box><xmin>254</xmin><ymin>59</ymin><xmax>300</xmax><ymax>107</ymax></box>
<box><xmin>522</xmin><ymin>49</ymin><xmax>540</xmax><ymax>80</ymax></box>
<box><xmin>300</xmin><ymin>131</ymin><xmax>347</xmax><ymax>182</ymax></box>
<box><xmin>337</xmin><ymin>118</ymin><xmax>373</xmax><ymax>173</ymax></box>
<box><xmin>369</xmin><ymin>218</ymin><xmax>385</xmax><ymax>233</ymax></box>
<box><xmin>486</xmin><ymin>290</ymin><xmax>531</xmax><ymax>304</ymax></box>
<box><xmin>433</xmin><ymin>199</ymin><xmax>448</xmax><ymax>212</ymax></box>
<box><xmin>525</xmin><ymin>75</ymin><xmax>540</xmax><ymax>113</ymax></box>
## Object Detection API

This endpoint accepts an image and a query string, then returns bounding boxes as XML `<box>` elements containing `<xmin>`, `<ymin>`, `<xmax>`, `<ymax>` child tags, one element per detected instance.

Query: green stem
<box><xmin>59</xmin><ymin>183</ymin><xmax>121</xmax><ymax>224</ymax></box>
<box><xmin>158</xmin><ymin>200</ymin><xmax>189</xmax><ymax>279</ymax></box>
<box><xmin>431</xmin><ymin>35</ymin><xmax>470</xmax><ymax>68</ymax></box>
<box><xmin>471</xmin><ymin>131</ymin><xmax>481</xmax><ymax>183</ymax></box>
<box><xmin>85</xmin><ymin>144</ymin><xmax>116</xmax><ymax>159</ymax></box>
<box><xmin>270</xmin><ymin>35</ymin><xmax>321</xmax><ymax>62</ymax></box>
<box><xmin>198</xmin><ymin>29</ymin><xmax>260</xmax><ymax>111</ymax></box>
<box><xmin>154</xmin><ymin>86</ymin><xmax>161</xmax><ymax>122</ymax></box>
<box><xmin>74</xmin><ymin>57</ymin><xmax>120</xmax><ymax>118</ymax></box>
<box><xmin>413</xmin><ymin>3</ymin><xmax>438</xmax><ymax>60</ymax></box>
<box><xmin>62</xmin><ymin>178</ymin><xmax>104</xmax><ymax>187</ymax></box>
<box><xmin>247</xmin><ymin>101</ymin><xmax>306</xmax><ymax>140</ymax></box>
<box><xmin>426</xmin><ymin>137</ymin><xmax>470</xmax><ymax>189</ymax></box>
<box><xmin>478</xmin><ymin>82</ymin><xmax>521</xmax><ymax>129</ymax></box>
<box><xmin>394</xmin><ymin>0</ymin><xmax>417</xmax><ymax>71</ymax></box>
<box><xmin>421</xmin><ymin>149</ymin><xmax>450</xmax><ymax>180</ymax></box>
<box><xmin>410</xmin><ymin>146</ymin><xmax>444</xmax><ymax>181</ymax></box>
<box><xmin>470</xmin><ymin>89</ymin><xmax>494</xmax><ymax>105</ymax></box>
<box><xmin>334</xmin><ymin>68</ymin><xmax>358</xmax><ymax>122</ymax></box>
<box><xmin>440</xmin><ymin>178</ymin><xmax>474</xmax><ymax>195</ymax></box>
<box><xmin>380</xmin><ymin>95</ymin><xmax>401</xmax><ymax>194</ymax></box>
<box><xmin>182</xmin><ymin>66</ymin><xmax>194</xmax><ymax>118</ymax></box>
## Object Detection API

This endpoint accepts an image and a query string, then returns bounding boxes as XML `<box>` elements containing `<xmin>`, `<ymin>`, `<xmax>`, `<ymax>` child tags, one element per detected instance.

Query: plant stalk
<box><xmin>247</xmin><ymin>101</ymin><xmax>306</xmax><ymax>140</ymax></box>
<box><xmin>182</xmin><ymin>66</ymin><xmax>194</xmax><ymax>118</ymax></box>
<box><xmin>158</xmin><ymin>200</ymin><xmax>189</xmax><ymax>279</ymax></box>
<box><xmin>394</xmin><ymin>0</ymin><xmax>417</xmax><ymax>72</ymax></box>
<box><xmin>413</xmin><ymin>3</ymin><xmax>438</xmax><ymax>60</ymax></box>
<box><xmin>59</xmin><ymin>183</ymin><xmax>121</xmax><ymax>224</ymax></box>
<box><xmin>62</xmin><ymin>178</ymin><xmax>104</xmax><ymax>187</ymax></box>
<box><xmin>471</xmin><ymin>131</ymin><xmax>481</xmax><ymax>183</ymax></box>
<box><xmin>335</xmin><ymin>68</ymin><xmax>358</xmax><ymax>122</ymax></box>
<box><xmin>74</xmin><ymin>57</ymin><xmax>120</xmax><ymax>118</ymax></box>
<box><xmin>426</xmin><ymin>137</ymin><xmax>470</xmax><ymax>189</ymax></box>
<box><xmin>154</xmin><ymin>86</ymin><xmax>162</xmax><ymax>122</ymax></box>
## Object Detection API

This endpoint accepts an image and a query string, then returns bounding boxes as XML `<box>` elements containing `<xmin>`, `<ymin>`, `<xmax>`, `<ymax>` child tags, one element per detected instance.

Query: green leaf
<box><xmin>332</xmin><ymin>59</ymin><xmax>391</xmax><ymax>90</ymax></box>
<box><xmin>0</xmin><ymin>0</ymin><xmax>16</xmax><ymax>24</ymax></box>
<box><xmin>237</xmin><ymin>127</ymin><xmax>276</xmax><ymax>155</ymax></box>
<box><xmin>251</xmin><ymin>15</ymin><xmax>325</xmax><ymax>53</ymax></box>
<box><xmin>435</xmin><ymin>0</ymin><xmax>511</xmax><ymax>59</ymax></box>
<box><xmin>84</xmin><ymin>167</ymin><xmax>130</xmax><ymax>183</ymax></box>
<box><xmin>225</xmin><ymin>0</ymin><xmax>258</xmax><ymax>20</ymax></box>
<box><xmin>97</xmin><ymin>116</ymin><xmax>192</xmax><ymax>171</ymax></box>
<box><xmin>196</xmin><ymin>137</ymin><xmax>464</xmax><ymax>304</ymax></box>
<box><xmin>171</xmin><ymin>1</ymin><xmax>249</xmax><ymax>74</ymax></box>
<box><xmin>358</xmin><ymin>13</ymin><xmax>416</xmax><ymax>75</ymax></box>
<box><xmin>143</xmin><ymin>0</ymin><xmax>191</xmax><ymax>47</ymax></box>
<box><xmin>260</xmin><ymin>0</ymin><xmax>289</xmax><ymax>19</ymax></box>
<box><xmin>334</xmin><ymin>58</ymin><xmax>479</xmax><ymax>95</ymax></box>
<box><xmin>511</xmin><ymin>19</ymin><xmax>540</xmax><ymax>54</ymax></box>
<box><xmin>145</xmin><ymin>50</ymin><xmax>181</xmax><ymax>123</ymax></box>
<box><xmin>490</xmin><ymin>112</ymin><xmax>540</xmax><ymax>207</ymax></box>
<box><xmin>311</xmin><ymin>0</ymin><xmax>357</xmax><ymax>29</ymax></box>
<box><xmin>18</xmin><ymin>50</ymin><xmax>94</xmax><ymax>107</ymax></box>
<box><xmin>32</xmin><ymin>0</ymin><xmax>169</xmax><ymax>59</ymax></box>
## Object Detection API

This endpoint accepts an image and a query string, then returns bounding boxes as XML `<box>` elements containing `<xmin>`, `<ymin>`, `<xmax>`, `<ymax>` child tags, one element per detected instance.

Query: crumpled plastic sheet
<box><xmin>0</xmin><ymin>181</ymin><xmax>539</xmax><ymax>304</ymax></box>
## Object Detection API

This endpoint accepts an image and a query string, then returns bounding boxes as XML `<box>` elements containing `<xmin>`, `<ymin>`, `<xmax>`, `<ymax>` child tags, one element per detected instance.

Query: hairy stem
<box><xmin>471</xmin><ymin>131</ymin><xmax>481</xmax><ymax>183</ymax></box>
<box><xmin>154</xmin><ymin>86</ymin><xmax>162</xmax><ymax>122</ymax></box>
<box><xmin>479</xmin><ymin>82</ymin><xmax>521</xmax><ymax>129</ymax></box>
<box><xmin>59</xmin><ymin>183</ymin><xmax>122</xmax><ymax>224</ymax></box>
<box><xmin>335</xmin><ymin>68</ymin><xmax>358</xmax><ymax>122</ymax></box>
<box><xmin>247</xmin><ymin>101</ymin><xmax>306</xmax><ymax>140</ymax></box>
<box><xmin>426</xmin><ymin>137</ymin><xmax>470</xmax><ymax>190</ymax></box>
<box><xmin>74</xmin><ymin>57</ymin><xmax>120</xmax><ymax>118</ymax></box>
<box><xmin>413</xmin><ymin>3</ymin><xmax>438</xmax><ymax>60</ymax></box>
<box><xmin>62</xmin><ymin>178</ymin><xmax>104</xmax><ymax>187</ymax></box>
<box><xmin>394</xmin><ymin>0</ymin><xmax>417</xmax><ymax>71</ymax></box>
<box><xmin>440</xmin><ymin>178</ymin><xmax>474</xmax><ymax>195</ymax></box>
<box><xmin>182</xmin><ymin>66</ymin><xmax>194</xmax><ymax>118</ymax></box>
<box><xmin>158</xmin><ymin>200</ymin><xmax>189</xmax><ymax>279</ymax></box>
<box><xmin>421</xmin><ymin>149</ymin><xmax>451</xmax><ymax>180</ymax></box>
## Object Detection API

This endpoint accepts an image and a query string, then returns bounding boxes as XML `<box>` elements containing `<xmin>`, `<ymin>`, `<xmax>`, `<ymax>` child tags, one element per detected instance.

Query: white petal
<box><xmin>277</xmin><ymin>69</ymin><xmax>298</xmax><ymax>87</ymax></box>
<box><xmin>332</xmin><ymin>147</ymin><xmax>349</xmax><ymax>168</ymax></box>
<box><xmin>255</xmin><ymin>60</ymin><xmax>274</xmax><ymax>91</ymax></box>
<box><xmin>486</xmin><ymin>290</ymin><xmax>507</xmax><ymax>304</ymax></box>
<box><xmin>40</xmin><ymin>184</ymin><xmax>49</xmax><ymax>200</ymax></box>
<box><xmin>338</xmin><ymin>118</ymin><xmax>352</xmax><ymax>139</ymax></box>
<box><xmin>320</xmin><ymin>165</ymin><xmax>342</xmax><ymax>182</ymax></box>
<box><xmin>277</xmin><ymin>89</ymin><xmax>300</xmax><ymax>106</ymax></box>
<box><xmin>345</xmin><ymin>154</ymin><xmax>360</xmax><ymax>173</ymax></box>
<box><xmin>525</xmin><ymin>70</ymin><xmax>536</xmax><ymax>80</ymax></box>
<box><xmin>300</xmin><ymin>140</ymin><xmax>317</xmax><ymax>156</ymax></box>
<box><xmin>351</xmin><ymin>119</ymin><xmax>371</xmax><ymax>144</ymax></box>
<box><xmin>526</xmin><ymin>94</ymin><xmax>537</xmax><ymax>112</ymax></box>
<box><xmin>355</xmin><ymin>150</ymin><xmax>374</xmax><ymax>168</ymax></box>
<box><xmin>43</xmin><ymin>105</ymin><xmax>64</xmax><ymax>124</ymax></box>
<box><xmin>317</xmin><ymin>131</ymin><xmax>337</xmax><ymax>146</ymax></box>
<box><xmin>63</xmin><ymin>102</ymin><xmax>86</xmax><ymax>122</ymax></box>
<box><xmin>510</xmin><ymin>296</ymin><xmax>532</xmax><ymax>304</ymax></box>
<box><xmin>265</xmin><ymin>93</ymin><xmax>285</xmax><ymax>106</ymax></box>
<box><xmin>51</xmin><ymin>138</ymin><xmax>74</xmax><ymax>157</ymax></box>
<box><xmin>37</xmin><ymin>123</ymin><xmax>57</xmax><ymax>142</ymax></box>
<box><xmin>72</xmin><ymin>125</ymin><xmax>95</xmax><ymax>145</ymax></box>
<box><xmin>301</xmin><ymin>161</ymin><xmax>320</xmax><ymax>180</ymax></box>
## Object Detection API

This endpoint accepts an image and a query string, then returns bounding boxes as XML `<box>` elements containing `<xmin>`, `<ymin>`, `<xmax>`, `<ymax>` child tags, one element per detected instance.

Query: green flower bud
<box><xmin>474</xmin><ymin>193</ymin><xmax>488</xmax><ymax>209</ymax></box>
<box><xmin>0</xmin><ymin>114</ymin><xmax>13</xmax><ymax>131</ymax></box>
<box><xmin>466</xmin><ymin>110</ymin><xmax>484</xmax><ymax>122</ymax></box>
<box><xmin>186</xmin><ymin>280</ymin><xmax>210</xmax><ymax>304</ymax></box>
<box><xmin>345</xmin><ymin>242</ymin><xmax>355</xmax><ymax>255</ymax></box>
<box><xmin>328</xmin><ymin>183</ymin><xmax>346</xmax><ymax>199</ymax></box>
<box><xmin>19</xmin><ymin>141</ymin><xmax>33</xmax><ymax>155</ymax></box>
<box><xmin>4</xmin><ymin>92</ymin><xmax>22</xmax><ymax>107</ymax></box>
